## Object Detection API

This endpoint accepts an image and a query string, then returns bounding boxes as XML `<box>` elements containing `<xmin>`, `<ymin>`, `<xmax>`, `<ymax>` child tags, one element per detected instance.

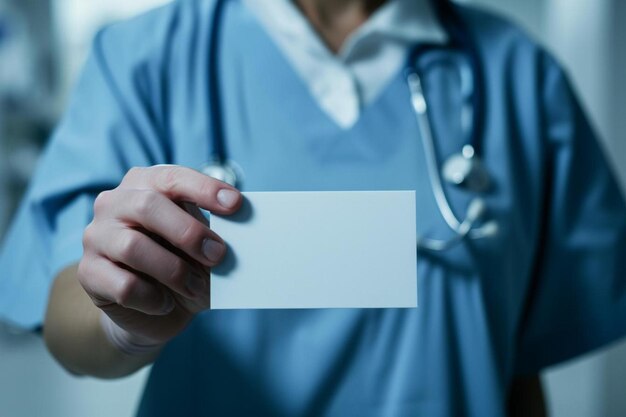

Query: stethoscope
<box><xmin>201</xmin><ymin>0</ymin><xmax>499</xmax><ymax>252</ymax></box>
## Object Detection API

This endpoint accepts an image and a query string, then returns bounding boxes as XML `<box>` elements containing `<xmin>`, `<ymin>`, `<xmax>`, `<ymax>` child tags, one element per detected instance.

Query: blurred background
<box><xmin>0</xmin><ymin>0</ymin><xmax>624</xmax><ymax>415</ymax></box>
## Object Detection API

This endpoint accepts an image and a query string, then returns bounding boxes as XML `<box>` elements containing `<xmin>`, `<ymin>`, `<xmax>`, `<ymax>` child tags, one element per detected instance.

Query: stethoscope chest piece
<box><xmin>442</xmin><ymin>145</ymin><xmax>491</xmax><ymax>193</ymax></box>
<box><xmin>201</xmin><ymin>160</ymin><xmax>239</xmax><ymax>187</ymax></box>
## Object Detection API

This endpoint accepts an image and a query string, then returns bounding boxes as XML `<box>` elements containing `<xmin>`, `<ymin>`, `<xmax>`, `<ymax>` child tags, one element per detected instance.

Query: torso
<box><xmin>138</xmin><ymin>1</ymin><xmax>547</xmax><ymax>415</ymax></box>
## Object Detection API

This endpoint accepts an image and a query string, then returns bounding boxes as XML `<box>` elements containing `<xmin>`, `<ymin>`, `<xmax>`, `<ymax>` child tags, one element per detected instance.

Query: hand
<box><xmin>78</xmin><ymin>165</ymin><xmax>241</xmax><ymax>352</ymax></box>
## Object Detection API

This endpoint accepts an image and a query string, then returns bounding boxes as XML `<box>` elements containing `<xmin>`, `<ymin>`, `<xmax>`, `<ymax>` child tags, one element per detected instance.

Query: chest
<box><xmin>167</xmin><ymin>4</ymin><xmax>544</xmax><ymax>305</ymax></box>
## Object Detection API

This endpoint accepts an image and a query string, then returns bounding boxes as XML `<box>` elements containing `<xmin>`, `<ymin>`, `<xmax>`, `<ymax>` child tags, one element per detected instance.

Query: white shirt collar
<box><xmin>243</xmin><ymin>0</ymin><xmax>447</xmax><ymax>129</ymax></box>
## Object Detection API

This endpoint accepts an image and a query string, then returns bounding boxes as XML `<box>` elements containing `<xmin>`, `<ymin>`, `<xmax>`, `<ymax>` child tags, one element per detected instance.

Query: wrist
<box><xmin>99</xmin><ymin>312</ymin><xmax>164</xmax><ymax>356</ymax></box>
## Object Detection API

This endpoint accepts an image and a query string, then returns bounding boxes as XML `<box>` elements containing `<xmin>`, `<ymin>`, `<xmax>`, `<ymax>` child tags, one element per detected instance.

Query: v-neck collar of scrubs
<box><xmin>221</xmin><ymin>4</ymin><xmax>420</xmax><ymax>145</ymax></box>
<box><xmin>242</xmin><ymin>0</ymin><xmax>447</xmax><ymax>130</ymax></box>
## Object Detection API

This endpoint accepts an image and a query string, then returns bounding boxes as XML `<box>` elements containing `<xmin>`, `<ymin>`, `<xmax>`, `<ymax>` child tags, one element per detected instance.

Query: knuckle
<box><xmin>93</xmin><ymin>190</ymin><xmax>113</xmax><ymax>215</ymax></box>
<box><xmin>156</xmin><ymin>166</ymin><xmax>182</xmax><ymax>195</ymax></box>
<box><xmin>77</xmin><ymin>256</ymin><xmax>101</xmax><ymax>297</ymax></box>
<box><xmin>114</xmin><ymin>274</ymin><xmax>139</xmax><ymax>308</ymax></box>
<box><xmin>197</xmin><ymin>179</ymin><xmax>218</xmax><ymax>201</ymax></box>
<box><xmin>118</xmin><ymin>232</ymin><xmax>142</xmax><ymax>261</ymax></box>
<box><xmin>125</xmin><ymin>166</ymin><xmax>144</xmax><ymax>181</ymax></box>
<box><xmin>82</xmin><ymin>223</ymin><xmax>96</xmax><ymax>248</ymax></box>
<box><xmin>76</xmin><ymin>259</ymin><xmax>90</xmax><ymax>287</ymax></box>
<box><xmin>177</xmin><ymin>221</ymin><xmax>202</xmax><ymax>247</ymax></box>
<box><xmin>134</xmin><ymin>190</ymin><xmax>159</xmax><ymax>218</ymax></box>
<box><xmin>169</xmin><ymin>257</ymin><xmax>190</xmax><ymax>285</ymax></box>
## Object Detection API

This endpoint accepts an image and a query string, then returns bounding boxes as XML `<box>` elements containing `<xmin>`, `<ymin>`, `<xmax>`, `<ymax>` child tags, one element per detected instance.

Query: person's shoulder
<box><xmin>93</xmin><ymin>0</ymin><xmax>218</xmax><ymax>67</ymax></box>
<box><xmin>456</xmin><ymin>4</ymin><xmax>542</xmax><ymax>54</ymax></box>
<box><xmin>456</xmin><ymin>4</ymin><xmax>567</xmax><ymax>85</ymax></box>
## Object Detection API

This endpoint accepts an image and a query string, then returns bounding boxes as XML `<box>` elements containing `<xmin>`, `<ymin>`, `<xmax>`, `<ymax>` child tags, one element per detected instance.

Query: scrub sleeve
<box><xmin>0</xmin><ymin>11</ymin><xmax>172</xmax><ymax>329</ymax></box>
<box><xmin>515</xmin><ymin>53</ymin><xmax>626</xmax><ymax>372</ymax></box>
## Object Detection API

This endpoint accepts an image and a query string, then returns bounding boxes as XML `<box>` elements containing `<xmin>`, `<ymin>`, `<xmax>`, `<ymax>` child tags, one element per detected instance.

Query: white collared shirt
<box><xmin>243</xmin><ymin>0</ymin><xmax>447</xmax><ymax>129</ymax></box>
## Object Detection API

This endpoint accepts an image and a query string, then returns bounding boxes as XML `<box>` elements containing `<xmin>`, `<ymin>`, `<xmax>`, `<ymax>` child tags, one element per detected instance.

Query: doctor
<box><xmin>1</xmin><ymin>0</ymin><xmax>625</xmax><ymax>416</ymax></box>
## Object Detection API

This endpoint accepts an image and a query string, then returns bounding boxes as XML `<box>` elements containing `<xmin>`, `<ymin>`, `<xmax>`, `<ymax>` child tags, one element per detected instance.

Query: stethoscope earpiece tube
<box><xmin>207</xmin><ymin>0</ymin><xmax>230</xmax><ymax>175</ymax></box>
<box><xmin>432</xmin><ymin>0</ymin><xmax>486</xmax><ymax>154</ymax></box>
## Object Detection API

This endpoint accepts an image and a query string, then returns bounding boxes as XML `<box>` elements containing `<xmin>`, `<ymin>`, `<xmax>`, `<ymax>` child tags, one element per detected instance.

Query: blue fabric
<box><xmin>0</xmin><ymin>0</ymin><xmax>625</xmax><ymax>415</ymax></box>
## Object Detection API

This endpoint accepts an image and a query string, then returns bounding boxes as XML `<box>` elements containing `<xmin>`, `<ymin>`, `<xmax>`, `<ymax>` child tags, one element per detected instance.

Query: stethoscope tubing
<box><xmin>203</xmin><ymin>0</ymin><xmax>497</xmax><ymax>251</ymax></box>
<box><xmin>431</xmin><ymin>0</ymin><xmax>486</xmax><ymax>156</ymax></box>
<box><xmin>208</xmin><ymin>0</ymin><xmax>229</xmax><ymax>166</ymax></box>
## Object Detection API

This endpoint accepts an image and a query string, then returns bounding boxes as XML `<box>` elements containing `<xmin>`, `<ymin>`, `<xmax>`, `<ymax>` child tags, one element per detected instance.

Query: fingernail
<box><xmin>203</xmin><ymin>239</ymin><xmax>225</xmax><ymax>263</ymax></box>
<box><xmin>217</xmin><ymin>189</ymin><xmax>240</xmax><ymax>209</ymax></box>
<box><xmin>187</xmin><ymin>274</ymin><xmax>208</xmax><ymax>295</ymax></box>
<box><xmin>161</xmin><ymin>293</ymin><xmax>175</xmax><ymax>314</ymax></box>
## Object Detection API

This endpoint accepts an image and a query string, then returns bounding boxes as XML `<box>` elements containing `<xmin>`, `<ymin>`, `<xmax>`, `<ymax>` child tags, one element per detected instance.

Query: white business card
<box><xmin>208</xmin><ymin>191</ymin><xmax>417</xmax><ymax>309</ymax></box>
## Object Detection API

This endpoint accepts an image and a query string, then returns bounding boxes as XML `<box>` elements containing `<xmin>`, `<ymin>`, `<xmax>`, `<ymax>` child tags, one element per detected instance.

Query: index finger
<box><xmin>122</xmin><ymin>165</ymin><xmax>242</xmax><ymax>215</ymax></box>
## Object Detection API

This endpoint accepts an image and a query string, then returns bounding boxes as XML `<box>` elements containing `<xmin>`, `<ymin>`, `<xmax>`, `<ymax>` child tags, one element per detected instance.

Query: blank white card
<box><xmin>209</xmin><ymin>191</ymin><xmax>417</xmax><ymax>310</ymax></box>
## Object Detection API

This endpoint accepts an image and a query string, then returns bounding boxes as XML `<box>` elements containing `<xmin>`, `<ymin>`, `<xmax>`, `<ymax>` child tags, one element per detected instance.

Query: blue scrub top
<box><xmin>2</xmin><ymin>0</ymin><xmax>626</xmax><ymax>415</ymax></box>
